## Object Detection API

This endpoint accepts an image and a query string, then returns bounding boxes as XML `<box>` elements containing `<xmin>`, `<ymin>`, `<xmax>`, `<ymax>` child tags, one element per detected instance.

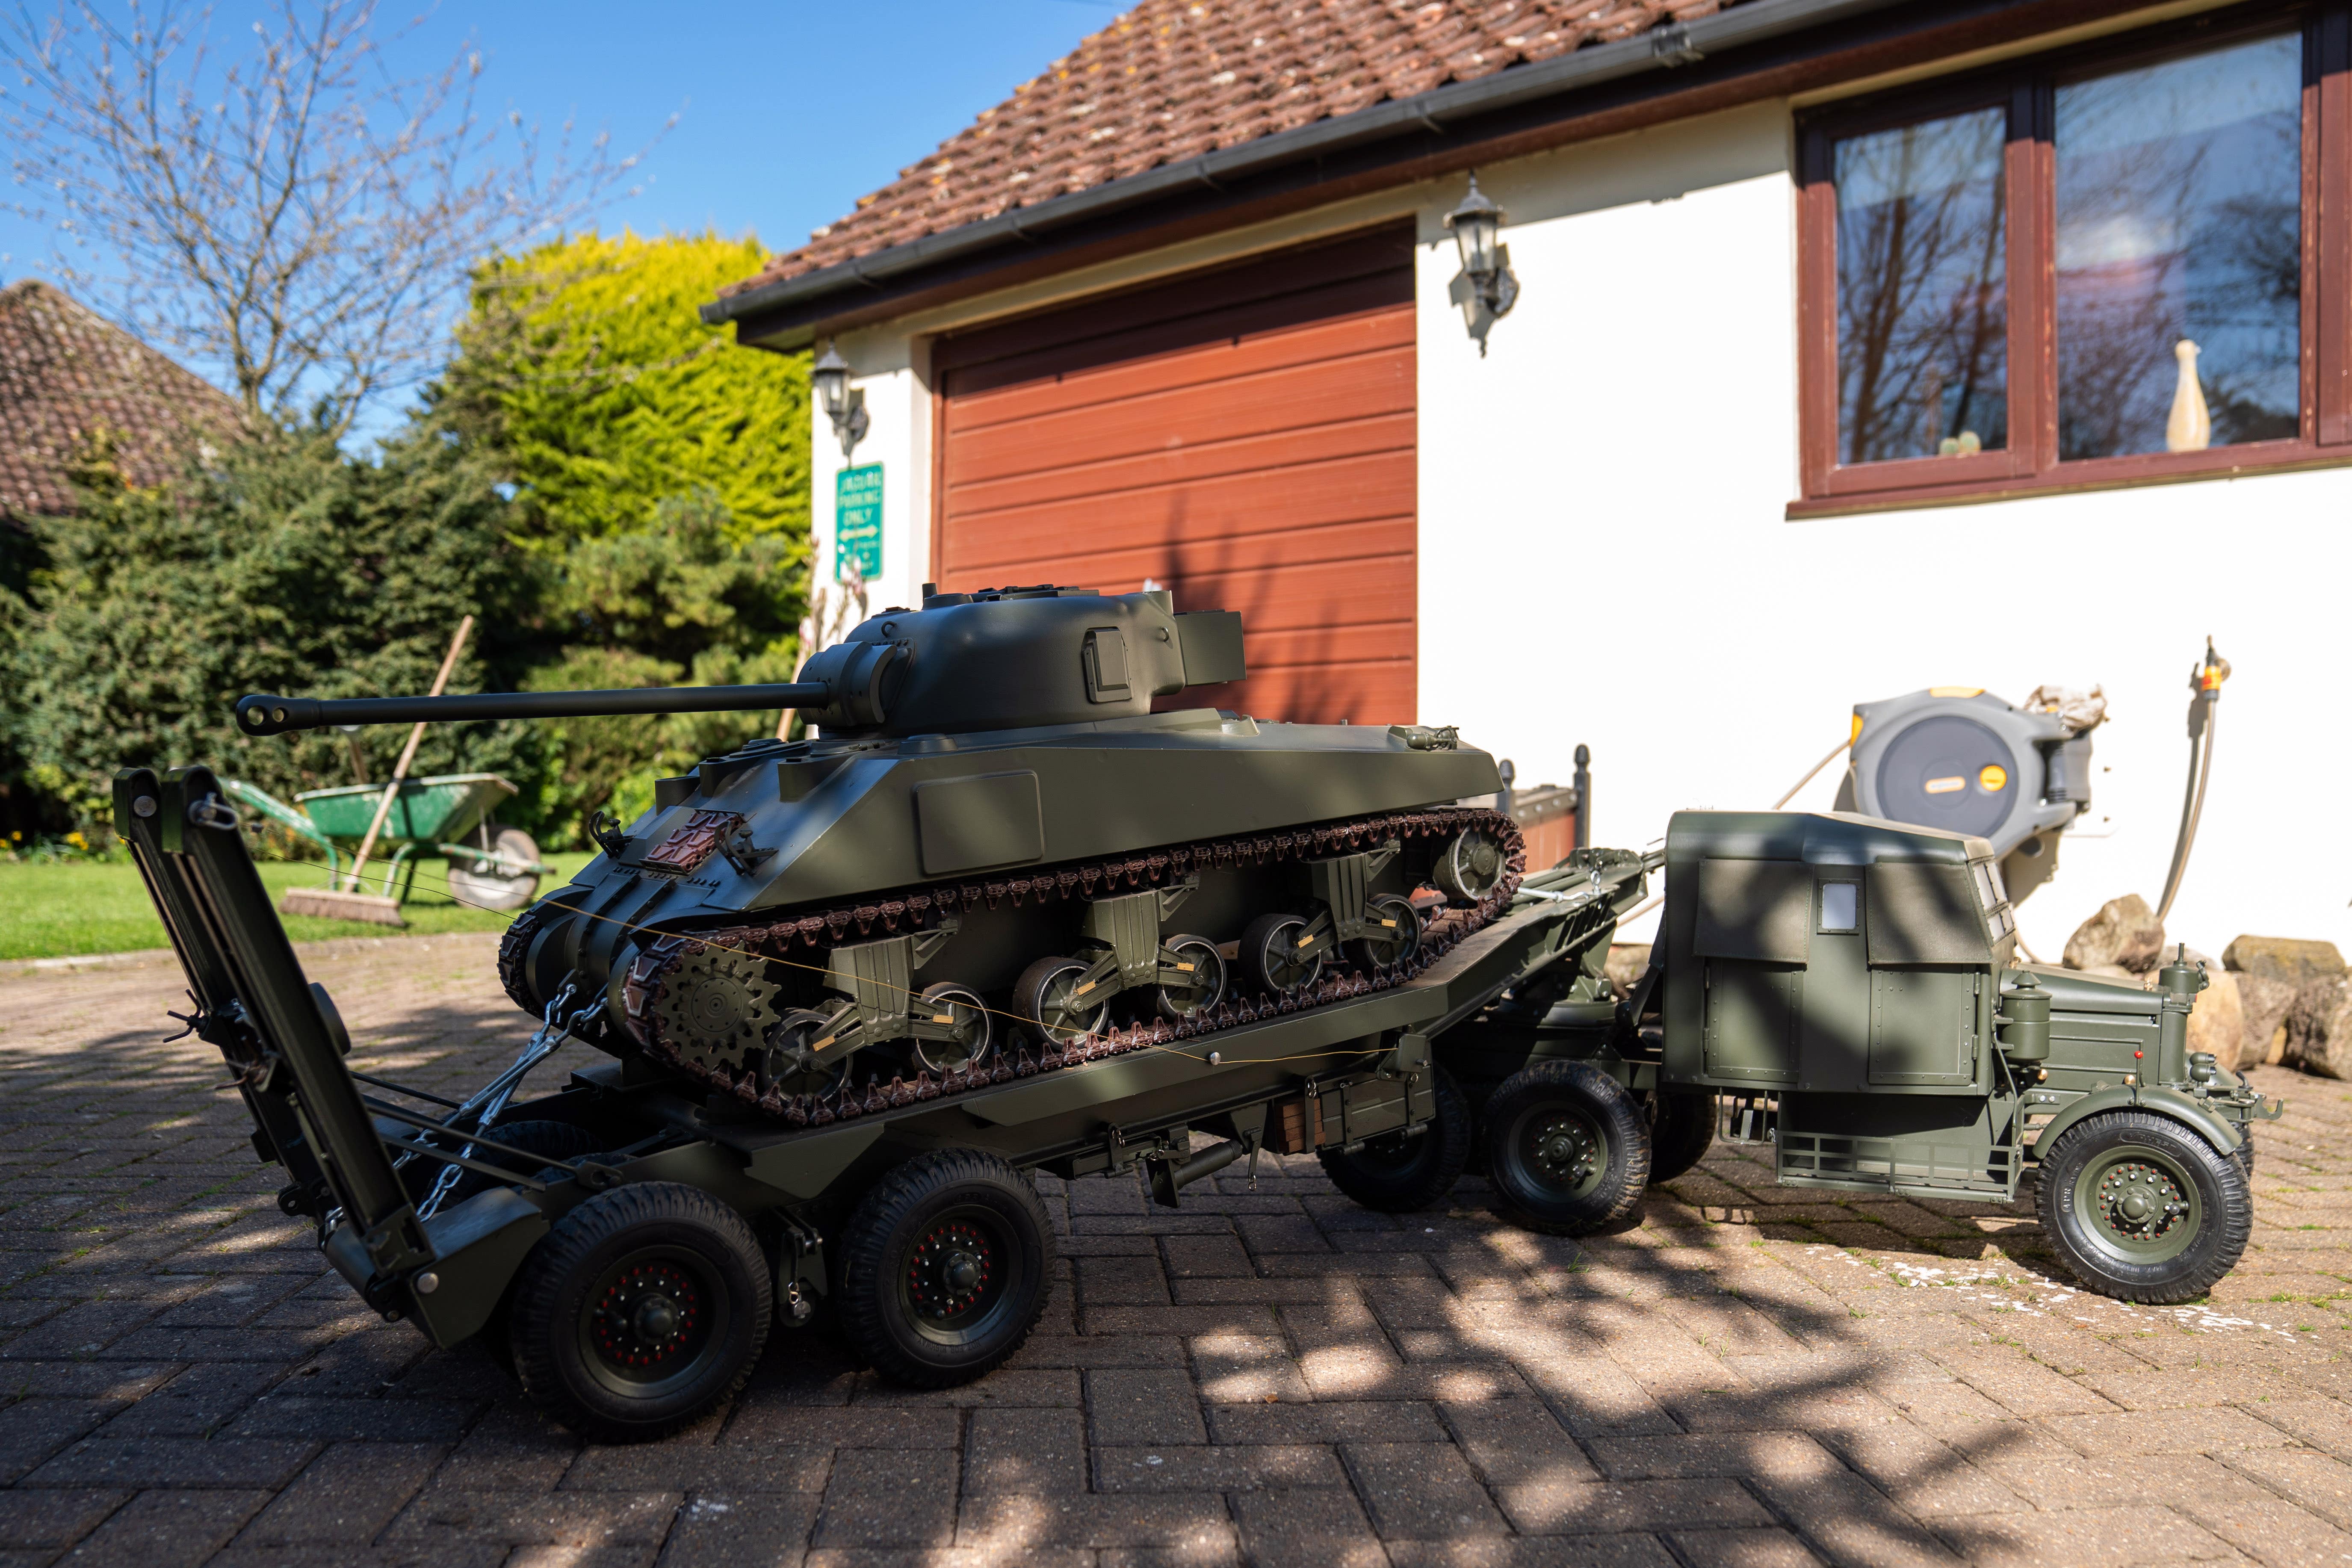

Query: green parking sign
<box><xmin>835</xmin><ymin>464</ymin><xmax>883</xmax><ymax>581</ymax></box>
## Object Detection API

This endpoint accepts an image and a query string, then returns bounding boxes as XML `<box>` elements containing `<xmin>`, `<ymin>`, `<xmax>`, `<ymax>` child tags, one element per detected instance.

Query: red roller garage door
<box><xmin>932</xmin><ymin>224</ymin><xmax>1416</xmax><ymax>724</ymax></box>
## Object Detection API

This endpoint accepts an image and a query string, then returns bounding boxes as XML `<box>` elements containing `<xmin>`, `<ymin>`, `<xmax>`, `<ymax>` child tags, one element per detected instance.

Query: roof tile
<box><xmin>0</xmin><ymin>281</ymin><xmax>240</xmax><ymax>525</ymax></box>
<box><xmin>729</xmin><ymin>0</ymin><xmax>1733</xmax><ymax>294</ymax></box>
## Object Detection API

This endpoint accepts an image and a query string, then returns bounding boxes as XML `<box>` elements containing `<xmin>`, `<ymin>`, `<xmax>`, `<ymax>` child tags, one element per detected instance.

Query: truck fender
<box><xmin>2029</xmin><ymin>1085</ymin><xmax>2241</xmax><ymax>1164</ymax></box>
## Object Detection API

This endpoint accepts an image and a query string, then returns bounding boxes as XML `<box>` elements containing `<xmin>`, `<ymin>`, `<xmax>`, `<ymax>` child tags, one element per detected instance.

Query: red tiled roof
<box><xmin>0</xmin><ymin>280</ymin><xmax>239</xmax><ymax>524</ymax></box>
<box><xmin>733</xmin><ymin>0</ymin><xmax>1740</xmax><ymax>293</ymax></box>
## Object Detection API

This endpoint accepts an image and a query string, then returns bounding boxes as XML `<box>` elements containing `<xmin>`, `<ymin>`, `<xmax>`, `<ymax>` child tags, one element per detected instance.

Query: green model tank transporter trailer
<box><xmin>127</xmin><ymin>586</ymin><xmax>2282</xmax><ymax>1442</ymax></box>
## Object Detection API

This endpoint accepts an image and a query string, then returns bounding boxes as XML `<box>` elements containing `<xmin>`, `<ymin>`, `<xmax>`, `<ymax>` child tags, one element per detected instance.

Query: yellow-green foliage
<box><xmin>460</xmin><ymin>230</ymin><xmax>810</xmax><ymax>548</ymax></box>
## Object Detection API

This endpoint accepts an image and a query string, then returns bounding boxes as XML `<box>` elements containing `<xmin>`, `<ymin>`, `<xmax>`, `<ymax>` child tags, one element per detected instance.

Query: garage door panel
<box><xmin>938</xmin><ymin>238</ymin><xmax>1413</xmax><ymax>396</ymax></box>
<box><xmin>945</xmin><ymin>351</ymin><xmax>1412</xmax><ymax>487</ymax></box>
<box><xmin>947</xmin><ymin>410</ymin><xmax>1414</xmax><ymax>515</ymax></box>
<box><xmin>936</xmin><ymin>223</ymin><xmax>1414</xmax><ymax>726</ymax></box>
<box><xmin>944</xmin><ymin>451</ymin><xmax>1417</xmax><ymax>565</ymax></box>
<box><xmin>946</xmin><ymin>304</ymin><xmax>1415</xmax><ymax>428</ymax></box>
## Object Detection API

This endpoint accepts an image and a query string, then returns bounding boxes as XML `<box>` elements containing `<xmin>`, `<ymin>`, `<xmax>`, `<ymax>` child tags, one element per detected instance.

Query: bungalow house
<box><xmin>704</xmin><ymin>0</ymin><xmax>2349</xmax><ymax>955</ymax></box>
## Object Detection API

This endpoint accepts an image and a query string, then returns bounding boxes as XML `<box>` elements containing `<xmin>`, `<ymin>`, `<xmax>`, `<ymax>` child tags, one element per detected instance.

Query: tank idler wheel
<box><xmin>1015</xmin><ymin>956</ymin><xmax>1110</xmax><ymax>1046</ymax></box>
<box><xmin>1344</xmin><ymin>894</ymin><xmax>1422</xmax><ymax>973</ymax></box>
<box><xmin>1483</xmin><ymin>1060</ymin><xmax>1650</xmax><ymax>1236</ymax></box>
<box><xmin>1319</xmin><ymin>1066</ymin><xmax>1472</xmax><ymax>1212</ymax></box>
<box><xmin>1238</xmin><ymin>912</ymin><xmax>1325</xmax><ymax>998</ymax></box>
<box><xmin>836</xmin><ymin>1149</ymin><xmax>1055</xmax><ymax>1387</ymax></box>
<box><xmin>1156</xmin><ymin>934</ymin><xmax>1227</xmax><ymax>1022</ymax></box>
<box><xmin>507</xmin><ymin>1181</ymin><xmax>771</xmax><ymax>1443</ymax></box>
<box><xmin>1647</xmin><ymin>1089</ymin><xmax>1717</xmax><ymax>1184</ymax></box>
<box><xmin>1433</xmin><ymin>827</ymin><xmax>1507</xmax><ymax>905</ymax></box>
<box><xmin>2036</xmin><ymin>1110</ymin><xmax>2251</xmax><ymax>1304</ymax></box>
<box><xmin>910</xmin><ymin>982</ymin><xmax>994</xmax><ymax>1076</ymax></box>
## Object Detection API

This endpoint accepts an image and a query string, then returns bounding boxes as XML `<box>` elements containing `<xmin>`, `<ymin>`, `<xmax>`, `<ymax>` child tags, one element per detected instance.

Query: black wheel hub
<box><xmin>591</xmin><ymin>1261</ymin><xmax>706</xmax><ymax>1374</ymax></box>
<box><xmin>907</xmin><ymin>1218</ymin><xmax>998</xmax><ymax>1323</ymax></box>
<box><xmin>1529</xmin><ymin>1115</ymin><xmax>1599</xmax><ymax>1189</ymax></box>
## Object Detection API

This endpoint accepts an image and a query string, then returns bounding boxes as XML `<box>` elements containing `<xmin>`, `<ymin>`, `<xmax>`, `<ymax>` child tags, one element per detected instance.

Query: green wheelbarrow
<box><xmin>223</xmin><ymin>774</ymin><xmax>550</xmax><ymax>911</ymax></box>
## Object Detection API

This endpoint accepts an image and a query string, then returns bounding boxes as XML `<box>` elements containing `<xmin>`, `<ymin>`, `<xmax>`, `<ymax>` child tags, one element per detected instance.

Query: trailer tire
<box><xmin>836</xmin><ymin>1149</ymin><xmax>1053</xmax><ymax>1388</ymax></box>
<box><xmin>1318</xmin><ymin>1068</ymin><xmax>1471</xmax><ymax>1212</ymax></box>
<box><xmin>2036</xmin><ymin>1110</ymin><xmax>2251</xmax><ymax>1305</ymax></box>
<box><xmin>1648</xmin><ymin>1090</ymin><xmax>1716</xmax><ymax>1184</ymax></box>
<box><xmin>508</xmin><ymin>1182</ymin><xmax>771</xmax><ymax>1443</ymax></box>
<box><xmin>1483</xmin><ymin>1061</ymin><xmax>1649</xmax><ymax>1236</ymax></box>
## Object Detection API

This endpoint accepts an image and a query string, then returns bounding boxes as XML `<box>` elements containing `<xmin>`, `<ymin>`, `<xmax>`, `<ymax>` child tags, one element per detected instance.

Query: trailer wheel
<box><xmin>835</xmin><ymin>1149</ymin><xmax>1053</xmax><ymax>1388</ymax></box>
<box><xmin>1648</xmin><ymin>1090</ymin><xmax>1716</xmax><ymax>1184</ymax></box>
<box><xmin>2036</xmin><ymin>1110</ymin><xmax>2251</xmax><ymax>1305</ymax></box>
<box><xmin>508</xmin><ymin>1182</ymin><xmax>771</xmax><ymax>1443</ymax></box>
<box><xmin>1318</xmin><ymin>1067</ymin><xmax>1470</xmax><ymax>1212</ymax></box>
<box><xmin>1483</xmin><ymin>1061</ymin><xmax>1650</xmax><ymax>1236</ymax></box>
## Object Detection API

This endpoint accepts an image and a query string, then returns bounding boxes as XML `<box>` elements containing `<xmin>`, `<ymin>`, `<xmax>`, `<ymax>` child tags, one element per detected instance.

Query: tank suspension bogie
<box><xmin>600</xmin><ymin>806</ymin><xmax>1528</xmax><ymax>1125</ymax></box>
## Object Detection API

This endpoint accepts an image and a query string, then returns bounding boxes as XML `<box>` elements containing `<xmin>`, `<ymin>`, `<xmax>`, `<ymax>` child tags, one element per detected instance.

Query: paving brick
<box><xmin>1229</xmin><ymin>1486</ymin><xmax>1383</xmax><ymax>1568</ymax></box>
<box><xmin>1163</xmin><ymin>1235</ymin><xmax>1253</xmax><ymax>1278</ymax></box>
<box><xmin>1084</xmin><ymin>1368</ymin><xmax>1206</xmax><ymax>1445</ymax></box>
<box><xmin>958</xmin><ymin>1491</ymin><xmax>1235</xmax><ymax>1550</ymax></box>
<box><xmin>0</xmin><ymin>1396</ymin><xmax>112</xmax><ymax>1482</ymax></box>
<box><xmin>562</xmin><ymin>1444</ymin><xmax>833</xmax><ymax>1493</ymax></box>
<box><xmin>1205</xmin><ymin>1400</ymin><xmax>1448</xmax><ymax>1444</ymax></box>
<box><xmin>2045</xmin><ymin>1406</ymin><xmax>2295</xmax><ymax>1456</ymax></box>
<box><xmin>1343</xmin><ymin>1439</ymin><xmax>1510</xmax><ymax>1535</ymax></box>
<box><xmin>62</xmin><ymin>1487</ymin><xmax>272</xmax><ymax>1568</ymax></box>
<box><xmin>1932</xmin><ymin>1505</ymin><xmax>2238</xmax><ymax>1566</ymax></box>
<box><xmin>812</xmin><ymin>1447</ymin><xmax>956</xmax><ymax>1548</ymax></box>
<box><xmin>1094</xmin><ymin>1441</ymin><xmax>1341</xmax><ymax>1491</ymax></box>
<box><xmin>1446</xmin><ymin>1397</ymin><xmax>1599</xmax><ymax>1484</ymax></box>
<box><xmin>653</xmin><ymin>1491</ymin><xmax>818</xmax><ymax>1566</ymax></box>
<box><xmin>1750</xmin><ymin>1471</ymin><xmax>1964</xmax><ymax>1567</ymax></box>
<box><xmin>1499</xmin><ymin>1476</ymin><xmax>1775</xmax><ymax>1536</ymax></box>
<box><xmin>1383</xmin><ymin>1539</ymin><xmax>1682</xmax><ymax>1568</ymax></box>
<box><xmin>1076</xmin><ymin>1255</ymin><xmax>1173</xmax><ymax>1305</ymax></box>
<box><xmin>381</xmin><ymin>1485</ymin><xmax>681</xmax><ymax>1546</ymax></box>
<box><xmin>1667</xmin><ymin>1527</ymin><xmax>1826</xmax><ymax>1568</ymax></box>
<box><xmin>236</xmin><ymin>1441</ymin><xmax>443</xmax><ymax>1544</ymax></box>
<box><xmin>23</xmin><ymin>1434</ymin><xmax>319</xmax><ymax>1488</ymax></box>
<box><xmin>965</xmin><ymin>1407</ymin><xmax>1086</xmax><ymax>1494</ymax></box>
<box><xmin>0</xmin><ymin>1486</ymin><xmax>128</xmax><ymax>1547</ymax></box>
<box><xmin>720</xmin><ymin>1405</ymin><xmax>960</xmax><ymax>1450</ymax></box>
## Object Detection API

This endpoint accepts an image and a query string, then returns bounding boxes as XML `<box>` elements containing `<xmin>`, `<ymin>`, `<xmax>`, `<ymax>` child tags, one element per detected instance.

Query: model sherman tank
<box><xmin>237</xmin><ymin>585</ymin><xmax>1528</xmax><ymax>1123</ymax></box>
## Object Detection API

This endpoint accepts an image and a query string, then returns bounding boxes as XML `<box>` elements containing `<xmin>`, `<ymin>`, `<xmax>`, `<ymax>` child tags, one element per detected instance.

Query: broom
<box><xmin>281</xmin><ymin>617</ymin><xmax>474</xmax><ymax>927</ymax></box>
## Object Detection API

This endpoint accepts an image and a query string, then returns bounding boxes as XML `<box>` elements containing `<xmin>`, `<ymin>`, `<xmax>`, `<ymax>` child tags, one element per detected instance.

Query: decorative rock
<box><xmin>2284</xmin><ymin>977</ymin><xmax>2352</xmax><ymax>1081</ymax></box>
<box><xmin>2063</xmin><ymin>895</ymin><xmax>2166</xmax><ymax>974</ymax></box>
<box><xmin>2225</xmin><ymin>936</ymin><xmax>2348</xmax><ymax>1069</ymax></box>
<box><xmin>2223</xmin><ymin>935</ymin><xmax>2348</xmax><ymax>989</ymax></box>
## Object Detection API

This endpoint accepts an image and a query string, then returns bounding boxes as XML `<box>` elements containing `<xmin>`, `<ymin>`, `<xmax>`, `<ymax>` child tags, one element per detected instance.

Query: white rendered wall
<box><xmin>1416</xmin><ymin>100</ymin><xmax>2352</xmax><ymax>960</ymax></box>
<box><xmin>806</xmin><ymin>328</ymin><xmax>932</xmax><ymax>621</ymax></box>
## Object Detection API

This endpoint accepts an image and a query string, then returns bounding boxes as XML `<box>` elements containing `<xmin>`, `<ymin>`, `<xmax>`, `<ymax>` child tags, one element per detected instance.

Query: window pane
<box><xmin>2056</xmin><ymin>35</ymin><xmax>2302</xmax><ymax>459</ymax></box>
<box><xmin>1835</xmin><ymin>108</ymin><xmax>2009</xmax><ymax>465</ymax></box>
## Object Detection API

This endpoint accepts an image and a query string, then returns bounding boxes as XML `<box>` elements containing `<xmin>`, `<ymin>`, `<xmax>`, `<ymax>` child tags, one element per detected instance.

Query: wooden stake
<box><xmin>344</xmin><ymin>616</ymin><xmax>473</xmax><ymax>892</ymax></box>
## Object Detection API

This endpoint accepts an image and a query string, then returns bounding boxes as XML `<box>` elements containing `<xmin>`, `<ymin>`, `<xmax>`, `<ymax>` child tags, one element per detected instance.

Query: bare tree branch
<box><xmin>1</xmin><ymin>0</ymin><xmax>665</xmax><ymax>435</ymax></box>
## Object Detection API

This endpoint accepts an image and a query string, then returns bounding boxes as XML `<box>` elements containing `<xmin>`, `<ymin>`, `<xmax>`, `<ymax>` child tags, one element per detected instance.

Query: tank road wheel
<box><xmin>1319</xmin><ymin>1067</ymin><xmax>1472</xmax><ymax>1212</ymax></box>
<box><xmin>1344</xmin><ymin>894</ymin><xmax>1422</xmax><ymax>974</ymax></box>
<box><xmin>1483</xmin><ymin>1060</ymin><xmax>1651</xmax><ymax>1236</ymax></box>
<box><xmin>767</xmin><ymin>1008</ymin><xmax>850</xmax><ymax>1098</ymax></box>
<box><xmin>508</xmin><ymin>1182</ymin><xmax>771</xmax><ymax>1442</ymax></box>
<box><xmin>1647</xmin><ymin>1090</ymin><xmax>1717</xmax><ymax>1184</ymax></box>
<box><xmin>836</xmin><ymin>1149</ymin><xmax>1054</xmax><ymax>1387</ymax></box>
<box><xmin>2035</xmin><ymin>1110</ymin><xmax>2252</xmax><ymax>1304</ymax></box>
<box><xmin>1238</xmin><ymin>912</ymin><xmax>1325</xmax><ymax>998</ymax></box>
<box><xmin>1156</xmin><ymin>934</ymin><xmax>1227</xmax><ymax>1022</ymax></box>
<box><xmin>1432</xmin><ymin>828</ymin><xmax>1507</xmax><ymax>905</ymax></box>
<box><xmin>1016</xmin><ymin>956</ymin><xmax>1109</xmax><ymax>1046</ymax></box>
<box><xmin>911</xmin><ymin>982</ymin><xmax>995</xmax><ymax>1076</ymax></box>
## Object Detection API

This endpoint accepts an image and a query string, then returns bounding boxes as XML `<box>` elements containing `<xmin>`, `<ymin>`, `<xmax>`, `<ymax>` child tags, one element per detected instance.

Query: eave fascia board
<box><xmin>700</xmin><ymin>0</ymin><xmax>1915</xmax><ymax>335</ymax></box>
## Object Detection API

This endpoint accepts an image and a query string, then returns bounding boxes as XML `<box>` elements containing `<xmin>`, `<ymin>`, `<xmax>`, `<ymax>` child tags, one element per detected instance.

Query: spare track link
<box><xmin>593</xmin><ymin>806</ymin><xmax>1522</xmax><ymax>1127</ymax></box>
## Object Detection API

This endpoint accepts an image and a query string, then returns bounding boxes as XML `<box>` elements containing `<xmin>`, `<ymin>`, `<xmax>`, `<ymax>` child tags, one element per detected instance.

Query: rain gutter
<box><xmin>701</xmin><ymin>0</ymin><xmax>1916</xmax><ymax>337</ymax></box>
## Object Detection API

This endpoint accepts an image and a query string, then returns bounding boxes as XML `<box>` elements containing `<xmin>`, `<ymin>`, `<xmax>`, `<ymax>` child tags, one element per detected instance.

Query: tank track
<box><xmin>520</xmin><ymin>806</ymin><xmax>1525</xmax><ymax>1127</ymax></box>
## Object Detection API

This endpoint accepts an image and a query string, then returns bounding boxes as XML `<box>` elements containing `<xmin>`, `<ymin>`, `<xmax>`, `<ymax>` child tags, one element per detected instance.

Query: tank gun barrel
<box><xmin>233</xmin><ymin>684</ymin><xmax>830</xmax><ymax>738</ymax></box>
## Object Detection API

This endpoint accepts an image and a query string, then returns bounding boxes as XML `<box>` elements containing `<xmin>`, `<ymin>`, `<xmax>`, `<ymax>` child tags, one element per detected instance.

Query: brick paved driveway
<box><xmin>0</xmin><ymin>935</ymin><xmax>2346</xmax><ymax>1568</ymax></box>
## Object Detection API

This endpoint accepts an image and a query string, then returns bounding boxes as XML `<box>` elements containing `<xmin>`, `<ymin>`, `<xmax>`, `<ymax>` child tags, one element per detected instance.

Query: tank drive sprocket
<box><xmin>604</xmin><ymin>805</ymin><xmax>1527</xmax><ymax>1125</ymax></box>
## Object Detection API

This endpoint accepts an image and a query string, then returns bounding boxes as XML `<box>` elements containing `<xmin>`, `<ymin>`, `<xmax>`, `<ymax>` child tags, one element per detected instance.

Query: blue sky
<box><xmin>0</xmin><ymin>0</ymin><xmax>1110</xmax><ymax>310</ymax></box>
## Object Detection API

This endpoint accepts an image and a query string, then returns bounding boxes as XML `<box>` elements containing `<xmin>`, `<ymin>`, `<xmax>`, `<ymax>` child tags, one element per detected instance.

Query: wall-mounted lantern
<box><xmin>811</xmin><ymin>339</ymin><xmax>870</xmax><ymax>458</ymax></box>
<box><xmin>1444</xmin><ymin>174</ymin><xmax>1519</xmax><ymax>355</ymax></box>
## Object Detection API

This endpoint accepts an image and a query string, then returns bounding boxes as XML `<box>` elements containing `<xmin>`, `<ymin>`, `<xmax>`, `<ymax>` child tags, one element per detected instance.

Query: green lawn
<box><xmin>0</xmin><ymin>852</ymin><xmax>598</xmax><ymax>960</ymax></box>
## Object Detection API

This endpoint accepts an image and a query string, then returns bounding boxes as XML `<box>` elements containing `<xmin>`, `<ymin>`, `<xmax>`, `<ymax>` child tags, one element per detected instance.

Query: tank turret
<box><xmin>233</xmin><ymin>589</ymin><xmax>1528</xmax><ymax>1127</ymax></box>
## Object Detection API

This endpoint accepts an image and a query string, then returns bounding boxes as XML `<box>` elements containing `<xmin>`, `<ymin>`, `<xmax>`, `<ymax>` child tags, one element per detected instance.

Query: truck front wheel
<box><xmin>1482</xmin><ymin>1061</ymin><xmax>1650</xmax><ymax>1236</ymax></box>
<box><xmin>2036</xmin><ymin>1110</ymin><xmax>2251</xmax><ymax>1304</ymax></box>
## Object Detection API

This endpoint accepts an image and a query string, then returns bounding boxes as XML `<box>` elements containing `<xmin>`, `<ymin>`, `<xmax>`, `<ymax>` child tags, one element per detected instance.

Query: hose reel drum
<box><xmin>1837</xmin><ymin>685</ymin><xmax>2107</xmax><ymax>906</ymax></box>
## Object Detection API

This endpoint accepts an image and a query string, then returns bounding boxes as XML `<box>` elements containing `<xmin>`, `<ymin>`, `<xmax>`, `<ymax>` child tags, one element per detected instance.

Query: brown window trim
<box><xmin>1791</xmin><ymin>1</ymin><xmax>2352</xmax><ymax>520</ymax></box>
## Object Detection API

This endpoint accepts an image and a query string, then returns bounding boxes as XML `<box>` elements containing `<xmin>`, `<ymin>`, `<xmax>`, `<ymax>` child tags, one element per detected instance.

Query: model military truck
<box><xmin>121</xmin><ymin>591</ymin><xmax>2277</xmax><ymax>1444</ymax></box>
<box><xmin>1443</xmin><ymin>810</ymin><xmax>2282</xmax><ymax>1305</ymax></box>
